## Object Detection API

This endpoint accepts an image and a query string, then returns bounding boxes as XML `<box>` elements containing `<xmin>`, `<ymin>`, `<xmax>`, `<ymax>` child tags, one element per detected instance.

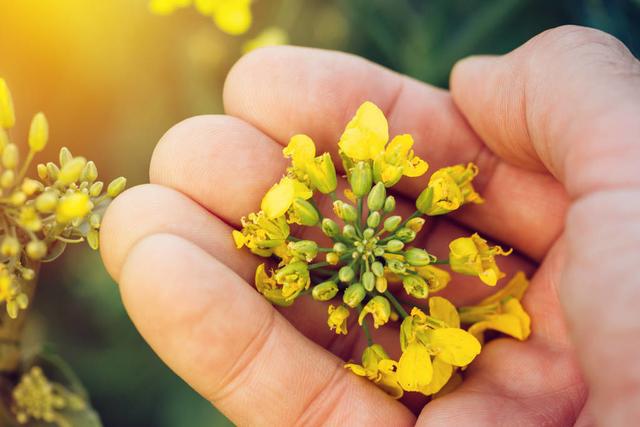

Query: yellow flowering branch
<box><xmin>233</xmin><ymin>100</ymin><xmax>532</xmax><ymax>399</ymax></box>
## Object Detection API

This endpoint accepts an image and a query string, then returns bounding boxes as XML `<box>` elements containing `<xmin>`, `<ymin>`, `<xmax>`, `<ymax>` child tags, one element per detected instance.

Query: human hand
<box><xmin>100</xmin><ymin>25</ymin><xmax>640</xmax><ymax>426</ymax></box>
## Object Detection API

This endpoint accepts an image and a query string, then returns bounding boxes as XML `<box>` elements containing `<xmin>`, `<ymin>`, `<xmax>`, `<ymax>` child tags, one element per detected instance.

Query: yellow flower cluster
<box><xmin>11</xmin><ymin>366</ymin><xmax>86</xmax><ymax>426</ymax></box>
<box><xmin>233</xmin><ymin>101</ymin><xmax>532</xmax><ymax>398</ymax></box>
<box><xmin>0</xmin><ymin>79</ymin><xmax>126</xmax><ymax>318</ymax></box>
<box><xmin>149</xmin><ymin>0</ymin><xmax>252</xmax><ymax>35</ymax></box>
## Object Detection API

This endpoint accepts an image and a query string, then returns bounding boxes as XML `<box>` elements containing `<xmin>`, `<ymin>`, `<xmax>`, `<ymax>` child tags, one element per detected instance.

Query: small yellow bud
<box><xmin>383</xmin><ymin>215</ymin><xmax>402</xmax><ymax>232</ymax></box>
<box><xmin>402</xmin><ymin>275</ymin><xmax>429</xmax><ymax>299</ymax></box>
<box><xmin>375</xmin><ymin>276</ymin><xmax>388</xmax><ymax>293</ymax></box>
<box><xmin>46</xmin><ymin>162</ymin><xmax>60</xmax><ymax>181</ymax></box>
<box><xmin>1</xmin><ymin>236</ymin><xmax>20</xmax><ymax>257</ymax></box>
<box><xmin>366</xmin><ymin>211</ymin><xmax>381</xmax><ymax>228</ymax></box>
<box><xmin>37</xmin><ymin>163</ymin><xmax>48</xmax><ymax>180</ymax></box>
<box><xmin>0</xmin><ymin>170</ymin><xmax>15</xmax><ymax>188</ymax></box>
<box><xmin>383</xmin><ymin>195</ymin><xmax>396</xmax><ymax>213</ymax></box>
<box><xmin>0</xmin><ymin>78</ymin><xmax>16</xmax><ymax>129</ymax></box>
<box><xmin>87</xmin><ymin>229</ymin><xmax>99</xmax><ymax>250</ymax></box>
<box><xmin>21</xmin><ymin>268</ymin><xmax>35</xmax><ymax>281</ymax></box>
<box><xmin>9</xmin><ymin>191</ymin><xmax>27</xmax><ymax>206</ymax></box>
<box><xmin>28</xmin><ymin>112</ymin><xmax>49</xmax><ymax>152</ymax></box>
<box><xmin>89</xmin><ymin>181</ymin><xmax>103</xmax><ymax>197</ymax></box>
<box><xmin>367</xmin><ymin>182</ymin><xmax>386</xmax><ymax>211</ymax></box>
<box><xmin>56</xmin><ymin>192</ymin><xmax>93</xmax><ymax>223</ymax></box>
<box><xmin>81</xmin><ymin>161</ymin><xmax>98</xmax><ymax>182</ymax></box>
<box><xmin>21</xmin><ymin>178</ymin><xmax>43</xmax><ymax>196</ymax></box>
<box><xmin>326</xmin><ymin>252</ymin><xmax>339</xmax><ymax>265</ymax></box>
<box><xmin>291</xmin><ymin>197</ymin><xmax>320</xmax><ymax>226</ymax></box>
<box><xmin>35</xmin><ymin>191</ymin><xmax>58</xmax><ymax>213</ymax></box>
<box><xmin>57</xmin><ymin>156</ymin><xmax>86</xmax><ymax>185</ymax></box>
<box><xmin>26</xmin><ymin>240</ymin><xmax>47</xmax><ymax>260</ymax></box>
<box><xmin>333</xmin><ymin>200</ymin><xmax>357</xmax><ymax>223</ymax></box>
<box><xmin>107</xmin><ymin>176</ymin><xmax>127</xmax><ymax>198</ymax></box>
<box><xmin>2</xmin><ymin>143</ymin><xmax>18</xmax><ymax>169</ymax></box>
<box><xmin>406</xmin><ymin>217</ymin><xmax>426</xmax><ymax>233</ymax></box>
<box><xmin>59</xmin><ymin>146</ymin><xmax>73</xmax><ymax>166</ymax></box>
<box><xmin>306</xmin><ymin>153</ymin><xmax>337</xmax><ymax>194</ymax></box>
<box><xmin>358</xmin><ymin>296</ymin><xmax>391</xmax><ymax>328</ymax></box>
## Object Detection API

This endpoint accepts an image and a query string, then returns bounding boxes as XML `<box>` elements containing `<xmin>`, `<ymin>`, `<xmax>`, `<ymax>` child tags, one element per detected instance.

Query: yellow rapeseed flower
<box><xmin>283</xmin><ymin>135</ymin><xmax>337</xmax><ymax>194</ymax></box>
<box><xmin>449</xmin><ymin>233</ymin><xmax>512</xmax><ymax>286</ymax></box>
<box><xmin>459</xmin><ymin>271</ymin><xmax>532</xmax><ymax>342</ymax></box>
<box><xmin>233</xmin><ymin>211</ymin><xmax>289</xmax><ymax>257</ymax></box>
<box><xmin>358</xmin><ymin>296</ymin><xmax>391</xmax><ymax>328</ymax></box>
<box><xmin>254</xmin><ymin>263</ymin><xmax>294</xmax><ymax>307</ymax></box>
<box><xmin>327</xmin><ymin>304</ymin><xmax>350</xmax><ymax>335</ymax></box>
<box><xmin>261</xmin><ymin>176</ymin><xmax>312</xmax><ymax>219</ymax></box>
<box><xmin>416</xmin><ymin>163</ymin><xmax>483</xmax><ymax>216</ymax></box>
<box><xmin>345</xmin><ymin>344</ymin><xmax>403</xmax><ymax>399</ymax></box>
<box><xmin>415</xmin><ymin>265</ymin><xmax>451</xmax><ymax>293</ymax></box>
<box><xmin>55</xmin><ymin>193</ymin><xmax>93</xmax><ymax>224</ymax></box>
<box><xmin>373</xmin><ymin>134</ymin><xmax>428</xmax><ymax>187</ymax></box>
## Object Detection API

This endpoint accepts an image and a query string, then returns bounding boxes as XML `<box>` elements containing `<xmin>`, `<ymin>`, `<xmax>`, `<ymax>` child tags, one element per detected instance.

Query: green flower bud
<box><xmin>396</xmin><ymin>227</ymin><xmax>417</xmax><ymax>243</ymax></box>
<box><xmin>306</xmin><ymin>153</ymin><xmax>337</xmax><ymax>194</ymax></box>
<box><xmin>342</xmin><ymin>224</ymin><xmax>357</xmax><ymax>239</ymax></box>
<box><xmin>402</xmin><ymin>275</ymin><xmax>429</xmax><ymax>299</ymax></box>
<box><xmin>81</xmin><ymin>161</ymin><xmax>99</xmax><ymax>183</ymax></box>
<box><xmin>333</xmin><ymin>242</ymin><xmax>347</xmax><ymax>254</ymax></box>
<box><xmin>363</xmin><ymin>227</ymin><xmax>375</xmax><ymax>239</ymax></box>
<box><xmin>333</xmin><ymin>200</ymin><xmax>357</xmax><ymax>223</ymax></box>
<box><xmin>28</xmin><ymin>112</ymin><xmax>49</xmax><ymax>153</ymax></box>
<box><xmin>89</xmin><ymin>181</ymin><xmax>104</xmax><ymax>197</ymax></box>
<box><xmin>349</xmin><ymin>161</ymin><xmax>372</xmax><ymax>197</ymax></box>
<box><xmin>312</xmin><ymin>281</ymin><xmax>339</xmax><ymax>301</ymax></box>
<box><xmin>386</xmin><ymin>239</ymin><xmax>404</xmax><ymax>252</ymax></box>
<box><xmin>288</xmin><ymin>240</ymin><xmax>318</xmax><ymax>261</ymax></box>
<box><xmin>343</xmin><ymin>283</ymin><xmax>366</xmax><ymax>307</ymax></box>
<box><xmin>371</xmin><ymin>261</ymin><xmax>384</xmax><ymax>277</ymax></box>
<box><xmin>26</xmin><ymin>240</ymin><xmax>47</xmax><ymax>260</ymax></box>
<box><xmin>292</xmin><ymin>197</ymin><xmax>320</xmax><ymax>226</ymax></box>
<box><xmin>416</xmin><ymin>186</ymin><xmax>434</xmax><ymax>214</ymax></box>
<box><xmin>383</xmin><ymin>215</ymin><xmax>402</xmax><ymax>232</ymax></box>
<box><xmin>338</xmin><ymin>265</ymin><xmax>355</xmax><ymax>283</ymax></box>
<box><xmin>362</xmin><ymin>271</ymin><xmax>375</xmax><ymax>291</ymax></box>
<box><xmin>373</xmin><ymin>247</ymin><xmax>385</xmax><ymax>256</ymax></box>
<box><xmin>321</xmin><ymin>218</ymin><xmax>340</xmax><ymax>237</ymax></box>
<box><xmin>383</xmin><ymin>195</ymin><xmax>396</xmax><ymax>213</ymax></box>
<box><xmin>367</xmin><ymin>182</ymin><xmax>386</xmax><ymax>211</ymax></box>
<box><xmin>404</xmin><ymin>248</ymin><xmax>434</xmax><ymax>266</ymax></box>
<box><xmin>107</xmin><ymin>176</ymin><xmax>127</xmax><ymax>198</ymax></box>
<box><xmin>366</xmin><ymin>211</ymin><xmax>381</xmax><ymax>228</ymax></box>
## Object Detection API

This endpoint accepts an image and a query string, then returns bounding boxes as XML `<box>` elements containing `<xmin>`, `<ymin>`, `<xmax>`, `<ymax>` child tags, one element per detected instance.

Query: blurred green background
<box><xmin>0</xmin><ymin>0</ymin><xmax>637</xmax><ymax>425</ymax></box>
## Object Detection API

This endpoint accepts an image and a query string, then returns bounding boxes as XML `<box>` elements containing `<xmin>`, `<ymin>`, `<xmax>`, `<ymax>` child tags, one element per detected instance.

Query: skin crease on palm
<box><xmin>98</xmin><ymin>25</ymin><xmax>640</xmax><ymax>426</ymax></box>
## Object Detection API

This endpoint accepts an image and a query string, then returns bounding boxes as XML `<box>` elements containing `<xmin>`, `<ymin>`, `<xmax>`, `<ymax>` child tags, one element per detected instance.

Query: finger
<box><xmin>222</xmin><ymin>46</ymin><xmax>566</xmax><ymax>260</ymax></box>
<box><xmin>119</xmin><ymin>233</ymin><xmax>415</xmax><ymax>425</ymax></box>
<box><xmin>450</xmin><ymin>25</ymin><xmax>640</xmax><ymax>196</ymax></box>
<box><xmin>451</xmin><ymin>25</ymin><xmax>640</xmax><ymax>425</ymax></box>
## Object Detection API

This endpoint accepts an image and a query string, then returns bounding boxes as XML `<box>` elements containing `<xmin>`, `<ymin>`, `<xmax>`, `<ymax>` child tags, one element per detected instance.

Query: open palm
<box><xmin>100</xmin><ymin>26</ymin><xmax>640</xmax><ymax>426</ymax></box>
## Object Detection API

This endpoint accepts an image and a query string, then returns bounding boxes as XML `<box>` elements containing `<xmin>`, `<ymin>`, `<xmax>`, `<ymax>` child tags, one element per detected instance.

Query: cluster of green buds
<box><xmin>0</xmin><ymin>78</ymin><xmax>126</xmax><ymax>318</ymax></box>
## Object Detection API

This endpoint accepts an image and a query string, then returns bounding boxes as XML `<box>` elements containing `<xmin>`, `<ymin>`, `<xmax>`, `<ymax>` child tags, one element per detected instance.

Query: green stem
<box><xmin>308</xmin><ymin>261</ymin><xmax>330</xmax><ymax>270</ymax></box>
<box><xmin>384</xmin><ymin>291</ymin><xmax>409</xmax><ymax>319</ymax></box>
<box><xmin>358</xmin><ymin>305</ymin><xmax>374</xmax><ymax>346</ymax></box>
<box><xmin>431</xmin><ymin>259</ymin><xmax>450</xmax><ymax>265</ymax></box>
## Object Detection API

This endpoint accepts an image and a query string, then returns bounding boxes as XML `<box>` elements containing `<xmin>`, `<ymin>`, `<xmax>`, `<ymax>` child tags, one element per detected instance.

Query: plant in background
<box><xmin>0</xmin><ymin>78</ymin><xmax>126</xmax><ymax>426</ymax></box>
<box><xmin>149</xmin><ymin>0</ymin><xmax>289</xmax><ymax>53</ymax></box>
<box><xmin>234</xmin><ymin>101</ymin><xmax>531</xmax><ymax>398</ymax></box>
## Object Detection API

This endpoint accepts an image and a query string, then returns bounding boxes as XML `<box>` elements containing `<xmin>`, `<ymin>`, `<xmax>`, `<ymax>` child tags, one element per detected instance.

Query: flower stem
<box><xmin>384</xmin><ymin>291</ymin><xmax>409</xmax><ymax>319</ymax></box>
<box><xmin>431</xmin><ymin>259</ymin><xmax>450</xmax><ymax>265</ymax></box>
<box><xmin>358</xmin><ymin>305</ymin><xmax>374</xmax><ymax>346</ymax></box>
<box><xmin>308</xmin><ymin>261</ymin><xmax>330</xmax><ymax>270</ymax></box>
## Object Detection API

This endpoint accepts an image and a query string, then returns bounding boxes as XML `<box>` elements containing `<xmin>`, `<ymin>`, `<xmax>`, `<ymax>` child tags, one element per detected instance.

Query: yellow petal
<box><xmin>283</xmin><ymin>134</ymin><xmax>316</xmax><ymax>169</ymax></box>
<box><xmin>214</xmin><ymin>1</ymin><xmax>252</xmax><ymax>35</ymax></box>
<box><xmin>232</xmin><ymin>230</ymin><xmax>245</xmax><ymax>248</ymax></box>
<box><xmin>339</xmin><ymin>101</ymin><xmax>388</xmax><ymax>161</ymax></box>
<box><xmin>376</xmin><ymin>359</ymin><xmax>404</xmax><ymax>399</ymax></box>
<box><xmin>429</xmin><ymin>328</ymin><xmax>481</xmax><ymax>367</ymax></box>
<box><xmin>429</xmin><ymin>296</ymin><xmax>460</xmax><ymax>328</ymax></box>
<box><xmin>478</xmin><ymin>268</ymin><xmax>499</xmax><ymax>286</ymax></box>
<box><xmin>397</xmin><ymin>343</ymin><xmax>433</xmax><ymax>391</ymax></box>
<box><xmin>261</xmin><ymin>177</ymin><xmax>295</xmax><ymax>218</ymax></box>
<box><xmin>291</xmin><ymin>178</ymin><xmax>313</xmax><ymax>200</ymax></box>
<box><xmin>419</xmin><ymin>357</ymin><xmax>453</xmax><ymax>396</ymax></box>
<box><xmin>468</xmin><ymin>299</ymin><xmax>531</xmax><ymax>341</ymax></box>
<box><xmin>480</xmin><ymin>271</ymin><xmax>529</xmax><ymax>305</ymax></box>
<box><xmin>404</xmin><ymin>156</ymin><xmax>429</xmax><ymax>177</ymax></box>
<box><xmin>344</xmin><ymin>363</ymin><xmax>367</xmax><ymax>377</ymax></box>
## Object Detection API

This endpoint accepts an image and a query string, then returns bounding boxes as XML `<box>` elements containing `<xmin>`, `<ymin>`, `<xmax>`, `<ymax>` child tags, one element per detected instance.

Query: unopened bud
<box><xmin>349</xmin><ymin>161</ymin><xmax>372</xmax><ymax>197</ymax></box>
<box><xmin>28</xmin><ymin>112</ymin><xmax>49</xmax><ymax>152</ymax></box>
<box><xmin>371</xmin><ymin>261</ymin><xmax>384</xmax><ymax>277</ymax></box>
<box><xmin>107</xmin><ymin>177</ymin><xmax>127</xmax><ymax>198</ymax></box>
<box><xmin>402</xmin><ymin>275</ymin><xmax>429</xmax><ymax>299</ymax></box>
<box><xmin>312</xmin><ymin>281</ymin><xmax>339</xmax><ymax>301</ymax></box>
<box><xmin>326</xmin><ymin>252</ymin><xmax>340</xmax><ymax>265</ymax></box>
<box><xmin>0</xmin><ymin>170</ymin><xmax>14</xmax><ymax>188</ymax></box>
<box><xmin>404</xmin><ymin>248</ymin><xmax>433</xmax><ymax>266</ymax></box>
<box><xmin>406</xmin><ymin>217</ymin><xmax>426</xmax><ymax>233</ymax></box>
<box><xmin>2</xmin><ymin>143</ymin><xmax>18</xmax><ymax>169</ymax></box>
<box><xmin>383</xmin><ymin>195</ymin><xmax>396</xmax><ymax>213</ymax></box>
<box><xmin>81</xmin><ymin>161</ymin><xmax>99</xmax><ymax>182</ymax></box>
<box><xmin>383</xmin><ymin>215</ymin><xmax>402</xmax><ymax>232</ymax></box>
<box><xmin>362</xmin><ymin>271</ymin><xmax>375</xmax><ymax>291</ymax></box>
<box><xmin>57</xmin><ymin>156</ymin><xmax>86</xmax><ymax>185</ymax></box>
<box><xmin>306</xmin><ymin>152</ymin><xmax>337</xmax><ymax>194</ymax></box>
<box><xmin>321</xmin><ymin>218</ymin><xmax>339</xmax><ymax>237</ymax></box>
<box><xmin>367</xmin><ymin>182</ymin><xmax>386</xmax><ymax>211</ymax></box>
<box><xmin>26</xmin><ymin>240</ymin><xmax>47</xmax><ymax>260</ymax></box>
<box><xmin>338</xmin><ymin>265</ymin><xmax>355</xmax><ymax>283</ymax></box>
<box><xmin>37</xmin><ymin>163</ymin><xmax>48</xmax><ymax>180</ymax></box>
<box><xmin>375</xmin><ymin>276</ymin><xmax>388</xmax><ymax>293</ymax></box>
<box><xmin>87</xmin><ymin>229</ymin><xmax>99</xmax><ymax>250</ymax></box>
<box><xmin>396</xmin><ymin>227</ymin><xmax>417</xmax><ymax>243</ymax></box>
<box><xmin>416</xmin><ymin>186</ymin><xmax>434</xmax><ymax>214</ymax></box>
<box><xmin>366</xmin><ymin>211</ymin><xmax>381</xmax><ymax>228</ymax></box>
<box><xmin>288</xmin><ymin>240</ymin><xmax>318</xmax><ymax>261</ymax></box>
<box><xmin>89</xmin><ymin>181</ymin><xmax>104</xmax><ymax>197</ymax></box>
<box><xmin>333</xmin><ymin>242</ymin><xmax>347</xmax><ymax>254</ymax></box>
<box><xmin>35</xmin><ymin>191</ymin><xmax>58</xmax><ymax>213</ymax></box>
<box><xmin>0</xmin><ymin>78</ymin><xmax>16</xmax><ymax>128</ymax></box>
<box><xmin>386</xmin><ymin>239</ymin><xmax>404</xmax><ymax>252</ymax></box>
<box><xmin>333</xmin><ymin>200</ymin><xmax>357</xmax><ymax>223</ymax></box>
<box><xmin>59</xmin><ymin>146</ymin><xmax>73</xmax><ymax>166</ymax></box>
<box><xmin>342</xmin><ymin>224</ymin><xmax>356</xmax><ymax>239</ymax></box>
<box><xmin>292</xmin><ymin>197</ymin><xmax>320</xmax><ymax>226</ymax></box>
<box><xmin>343</xmin><ymin>283</ymin><xmax>366</xmax><ymax>307</ymax></box>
